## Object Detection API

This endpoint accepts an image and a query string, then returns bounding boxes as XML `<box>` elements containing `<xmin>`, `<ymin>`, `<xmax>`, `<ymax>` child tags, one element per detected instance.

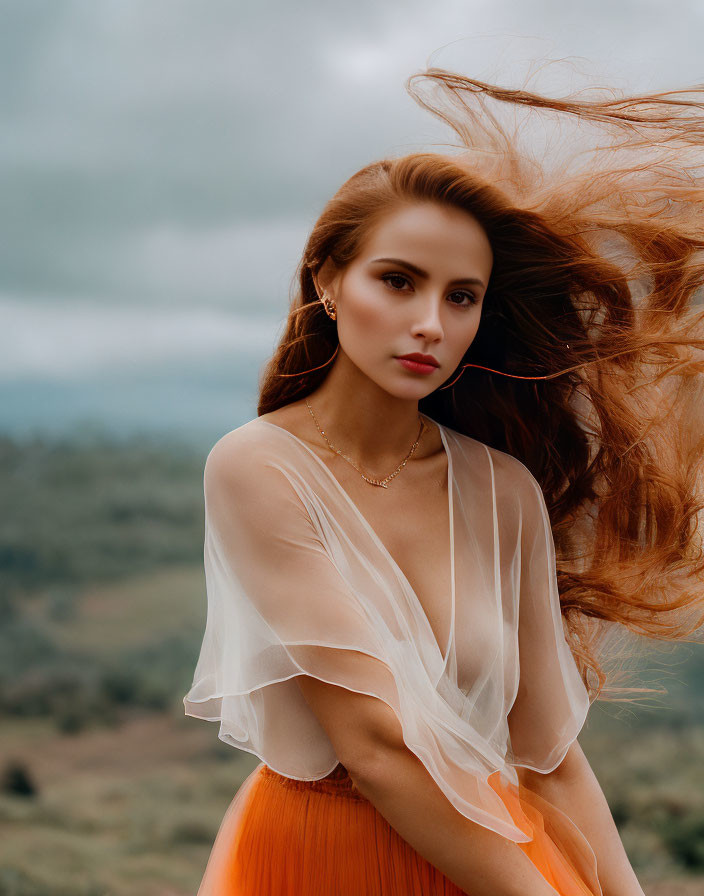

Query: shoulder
<box><xmin>445</xmin><ymin>426</ymin><xmax>544</xmax><ymax>521</ymax></box>
<box><xmin>204</xmin><ymin>418</ymin><xmax>289</xmax><ymax>499</ymax></box>
<box><xmin>207</xmin><ymin>418</ymin><xmax>262</xmax><ymax>460</ymax></box>
<box><xmin>205</xmin><ymin>421</ymin><xmax>257</xmax><ymax>482</ymax></box>
<box><xmin>204</xmin><ymin>419</ymin><xmax>312</xmax><ymax>529</ymax></box>
<box><xmin>488</xmin><ymin>445</ymin><xmax>540</xmax><ymax>493</ymax></box>
<box><xmin>485</xmin><ymin>444</ymin><xmax>544</xmax><ymax>515</ymax></box>
<box><xmin>445</xmin><ymin>425</ymin><xmax>538</xmax><ymax>491</ymax></box>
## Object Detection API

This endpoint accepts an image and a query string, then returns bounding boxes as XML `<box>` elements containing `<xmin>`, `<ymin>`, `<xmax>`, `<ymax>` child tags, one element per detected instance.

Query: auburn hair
<box><xmin>257</xmin><ymin>68</ymin><xmax>704</xmax><ymax>707</ymax></box>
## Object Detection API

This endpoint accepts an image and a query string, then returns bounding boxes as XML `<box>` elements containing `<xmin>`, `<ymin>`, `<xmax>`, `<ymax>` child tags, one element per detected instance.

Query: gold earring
<box><xmin>320</xmin><ymin>291</ymin><xmax>337</xmax><ymax>321</ymax></box>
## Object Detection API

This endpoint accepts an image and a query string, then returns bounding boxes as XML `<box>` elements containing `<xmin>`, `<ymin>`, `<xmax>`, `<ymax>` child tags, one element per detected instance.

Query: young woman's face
<box><xmin>325</xmin><ymin>201</ymin><xmax>494</xmax><ymax>398</ymax></box>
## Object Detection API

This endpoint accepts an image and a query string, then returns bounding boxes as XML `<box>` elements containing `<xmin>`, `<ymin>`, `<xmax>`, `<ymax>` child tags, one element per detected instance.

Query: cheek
<box><xmin>449</xmin><ymin>314</ymin><xmax>481</xmax><ymax>357</ymax></box>
<box><xmin>341</xmin><ymin>279</ymin><xmax>394</xmax><ymax>334</ymax></box>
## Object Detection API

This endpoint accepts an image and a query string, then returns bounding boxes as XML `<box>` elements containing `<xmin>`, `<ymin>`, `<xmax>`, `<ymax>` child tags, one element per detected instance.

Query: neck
<box><xmin>304</xmin><ymin>352</ymin><xmax>433</xmax><ymax>468</ymax></box>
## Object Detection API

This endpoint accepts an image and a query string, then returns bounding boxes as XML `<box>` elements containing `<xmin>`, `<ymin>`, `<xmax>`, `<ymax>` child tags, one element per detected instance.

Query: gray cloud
<box><xmin>2</xmin><ymin>0</ymin><xmax>704</xmax><ymax>373</ymax></box>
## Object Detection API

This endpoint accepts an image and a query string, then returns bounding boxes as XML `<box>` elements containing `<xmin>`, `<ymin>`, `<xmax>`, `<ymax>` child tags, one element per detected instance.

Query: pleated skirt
<box><xmin>194</xmin><ymin>761</ymin><xmax>602</xmax><ymax>896</ymax></box>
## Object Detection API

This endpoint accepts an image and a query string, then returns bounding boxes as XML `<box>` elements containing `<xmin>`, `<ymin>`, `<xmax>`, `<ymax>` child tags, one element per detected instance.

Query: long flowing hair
<box><xmin>257</xmin><ymin>68</ymin><xmax>704</xmax><ymax>706</ymax></box>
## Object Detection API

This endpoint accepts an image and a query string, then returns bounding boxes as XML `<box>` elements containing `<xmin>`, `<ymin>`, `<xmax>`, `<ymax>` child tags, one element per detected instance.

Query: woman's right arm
<box><xmin>348</xmin><ymin>740</ymin><xmax>558</xmax><ymax>896</ymax></box>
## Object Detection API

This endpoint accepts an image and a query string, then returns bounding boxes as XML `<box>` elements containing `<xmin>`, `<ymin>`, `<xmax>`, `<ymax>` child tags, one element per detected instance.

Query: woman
<box><xmin>183</xmin><ymin>68</ymin><xmax>704</xmax><ymax>895</ymax></box>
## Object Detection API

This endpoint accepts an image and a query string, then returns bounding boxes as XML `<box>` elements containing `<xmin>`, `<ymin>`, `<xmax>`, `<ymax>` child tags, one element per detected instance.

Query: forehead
<box><xmin>359</xmin><ymin>202</ymin><xmax>493</xmax><ymax>273</ymax></box>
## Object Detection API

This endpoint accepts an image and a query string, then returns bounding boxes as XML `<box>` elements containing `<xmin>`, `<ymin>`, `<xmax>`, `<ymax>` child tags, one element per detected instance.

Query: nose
<box><xmin>410</xmin><ymin>295</ymin><xmax>444</xmax><ymax>342</ymax></box>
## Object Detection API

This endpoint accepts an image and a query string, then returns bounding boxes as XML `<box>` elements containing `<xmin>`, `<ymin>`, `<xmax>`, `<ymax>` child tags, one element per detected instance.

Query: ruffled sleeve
<box><xmin>184</xmin><ymin>427</ymin><xmax>402</xmax><ymax>779</ymax></box>
<box><xmin>183</xmin><ymin>424</ymin><xmax>547</xmax><ymax>843</ymax></box>
<box><xmin>505</xmin><ymin>463</ymin><xmax>592</xmax><ymax>773</ymax></box>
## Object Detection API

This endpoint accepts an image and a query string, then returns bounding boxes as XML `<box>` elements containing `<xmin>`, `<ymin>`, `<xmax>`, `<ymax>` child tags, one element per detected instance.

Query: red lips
<box><xmin>397</xmin><ymin>352</ymin><xmax>440</xmax><ymax>367</ymax></box>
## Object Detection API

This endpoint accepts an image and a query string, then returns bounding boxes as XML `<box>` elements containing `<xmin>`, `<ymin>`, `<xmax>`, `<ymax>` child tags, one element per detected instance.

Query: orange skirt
<box><xmin>195</xmin><ymin>762</ymin><xmax>602</xmax><ymax>896</ymax></box>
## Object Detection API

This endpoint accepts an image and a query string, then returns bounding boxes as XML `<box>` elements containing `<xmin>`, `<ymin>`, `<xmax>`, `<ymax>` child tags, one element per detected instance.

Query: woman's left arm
<box><xmin>517</xmin><ymin>741</ymin><xmax>645</xmax><ymax>896</ymax></box>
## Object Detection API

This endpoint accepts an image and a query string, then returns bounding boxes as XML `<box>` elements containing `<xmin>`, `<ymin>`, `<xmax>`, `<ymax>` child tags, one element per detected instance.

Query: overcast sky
<box><xmin>3</xmin><ymin>0</ymin><xmax>704</xmax><ymax>435</ymax></box>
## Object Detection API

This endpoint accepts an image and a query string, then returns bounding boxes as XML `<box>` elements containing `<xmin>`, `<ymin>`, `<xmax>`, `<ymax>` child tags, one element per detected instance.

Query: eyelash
<box><xmin>380</xmin><ymin>272</ymin><xmax>478</xmax><ymax>307</ymax></box>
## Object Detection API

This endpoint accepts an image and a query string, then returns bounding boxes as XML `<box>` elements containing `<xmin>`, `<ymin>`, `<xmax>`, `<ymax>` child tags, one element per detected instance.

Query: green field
<box><xmin>1</xmin><ymin>433</ymin><xmax>702</xmax><ymax>895</ymax></box>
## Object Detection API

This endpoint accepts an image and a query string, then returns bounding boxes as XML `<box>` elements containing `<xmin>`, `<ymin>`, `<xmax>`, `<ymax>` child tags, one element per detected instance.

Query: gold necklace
<box><xmin>305</xmin><ymin>398</ymin><xmax>427</xmax><ymax>489</ymax></box>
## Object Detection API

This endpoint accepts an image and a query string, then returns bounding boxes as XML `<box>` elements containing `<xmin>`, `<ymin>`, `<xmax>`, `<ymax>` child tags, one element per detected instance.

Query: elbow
<box><xmin>292</xmin><ymin>673</ymin><xmax>408</xmax><ymax>788</ymax></box>
<box><xmin>338</xmin><ymin>725</ymin><xmax>408</xmax><ymax>790</ymax></box>
<box><xmin>341</xmin><ymin>739</ymin><xmax>422</xmax><ymax>804</ymax></box>
<box><xmin>549</xmin><ymin>740</ymin><xmax>589</xmax><ymax>781</ymax></box>
<box><xmin>339</xmin><ymin>746</ymin><xmax>382</xmax><ymax>790</ymax></box>
<box><xmin>516</xmin><ymin>740</ymin><xmax>588</xmax><ymax>788</ymax></box>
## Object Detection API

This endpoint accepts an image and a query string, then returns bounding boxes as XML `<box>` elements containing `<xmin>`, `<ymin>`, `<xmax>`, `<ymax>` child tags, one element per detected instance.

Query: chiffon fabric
<box><xmin>184</xmin><ymin>414</ymin><xmax>602</xmax><ymax>895</ymax></box>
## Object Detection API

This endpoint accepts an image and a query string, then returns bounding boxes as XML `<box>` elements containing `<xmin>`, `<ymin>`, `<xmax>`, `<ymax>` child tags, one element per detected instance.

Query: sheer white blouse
<box><xmin>183</xmin><ymin>413</ymin><xmax>592</xmax><ymax>844</ymax></box>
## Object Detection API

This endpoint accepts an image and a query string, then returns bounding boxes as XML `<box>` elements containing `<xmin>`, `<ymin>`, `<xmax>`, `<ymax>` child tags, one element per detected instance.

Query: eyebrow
<box><xmin>369</xmin><ymin>257</ymin><xmax>486</xmax><ymax>289</ymax></box>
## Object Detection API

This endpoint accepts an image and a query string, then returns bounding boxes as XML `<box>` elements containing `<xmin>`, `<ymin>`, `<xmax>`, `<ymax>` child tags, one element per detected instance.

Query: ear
<box><xmin>313</xmin><ymin>257</ymin><xmax>342</xmax><ymax>300</ymax></box>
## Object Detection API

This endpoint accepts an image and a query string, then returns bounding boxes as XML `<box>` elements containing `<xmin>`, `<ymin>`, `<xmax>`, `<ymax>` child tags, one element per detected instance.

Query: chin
<box><xmin>387</xmin><ymin>381</ymin><xmax>438</xmax><ymax>401</ymax></box>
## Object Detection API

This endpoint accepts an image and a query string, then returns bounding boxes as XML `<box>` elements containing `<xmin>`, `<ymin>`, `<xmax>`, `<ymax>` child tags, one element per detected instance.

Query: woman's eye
<box><xmin>381</xmin><ymin>273</ymin><xmax>477</xmax><ymax>307</ymax></box>
<box><xmin>448</xmin><ymin>290</ymin><xmax>478</xmax><ymax>307</ymax></box>
<box><xmin>381</xmin><ymin>273</ymin><xmax>410</xmax><ymax>291</ymax></box>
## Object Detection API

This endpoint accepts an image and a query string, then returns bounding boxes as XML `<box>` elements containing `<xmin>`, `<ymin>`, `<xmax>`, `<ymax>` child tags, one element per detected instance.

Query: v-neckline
<box><xmin>252</xmin><ymin>413</ymin><xmax>456</xmax><ymax>669</ymax></box>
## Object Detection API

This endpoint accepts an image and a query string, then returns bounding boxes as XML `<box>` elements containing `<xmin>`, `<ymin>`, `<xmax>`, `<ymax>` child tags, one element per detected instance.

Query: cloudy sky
<box><xmin>3</xmin><ymin>0</ymin><xmax>704</xmax><ymax>442</ymax></box>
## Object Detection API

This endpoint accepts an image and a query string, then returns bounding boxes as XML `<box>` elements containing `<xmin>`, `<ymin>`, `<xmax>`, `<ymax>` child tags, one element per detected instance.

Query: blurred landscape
<box><xmin>0</xmin><ymin>428</ymin><xmax>703</xmax><ymax>895</ymax></box>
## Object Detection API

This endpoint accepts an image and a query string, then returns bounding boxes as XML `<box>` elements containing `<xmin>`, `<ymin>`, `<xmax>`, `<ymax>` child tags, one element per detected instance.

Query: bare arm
<box><xmin>295</xmin><ymin>674</ymin><xmax>558</xmax><ymax>896</ymax></box>
<box><xmin>517</xmin><ymin>742</ymin><xmax>645</xmax><ymax>896</ymax></box>
<box><xmin>348</xmin><ymin>742</ymin><xmax>560</xmax><ymax>896</ymax></box>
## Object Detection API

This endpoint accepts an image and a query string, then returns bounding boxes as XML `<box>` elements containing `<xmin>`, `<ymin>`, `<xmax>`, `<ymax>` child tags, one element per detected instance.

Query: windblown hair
<box><xmin>257</xmin><ymin>67</ymin><xmax>704</xmax><ymax>706</ymax></box>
